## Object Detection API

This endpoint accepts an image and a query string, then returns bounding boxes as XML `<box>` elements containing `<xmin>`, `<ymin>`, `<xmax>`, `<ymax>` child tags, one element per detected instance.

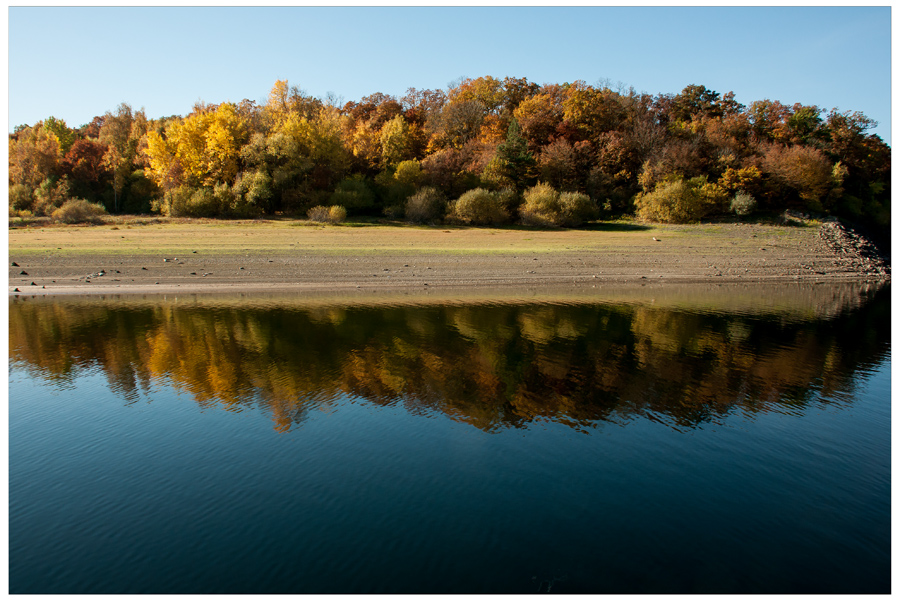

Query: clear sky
<box><xmin>7</xmin><ymin>6</ymin><xmax>893</xmax><ymax>144</ymax></box>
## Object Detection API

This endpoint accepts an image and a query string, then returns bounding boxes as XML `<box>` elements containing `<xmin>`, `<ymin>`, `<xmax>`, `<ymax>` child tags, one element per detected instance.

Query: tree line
<box><xmin>9</xmin><ymin>76</ymin><xmax>891</xmax><ymax>235</ymax></box>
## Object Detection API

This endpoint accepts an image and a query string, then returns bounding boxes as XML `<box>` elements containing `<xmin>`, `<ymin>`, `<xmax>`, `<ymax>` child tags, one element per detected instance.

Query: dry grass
<box><xmin>7</xmin><ymin>216</ymin><xmax>822</xmax><ymax>257</ymax></box>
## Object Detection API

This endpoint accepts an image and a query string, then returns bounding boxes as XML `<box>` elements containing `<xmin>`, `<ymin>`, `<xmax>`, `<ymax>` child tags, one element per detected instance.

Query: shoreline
<box><xmin>9</xmin><ymin>219</ymin><xmax>889</xmax><ymax>298</ymax></box>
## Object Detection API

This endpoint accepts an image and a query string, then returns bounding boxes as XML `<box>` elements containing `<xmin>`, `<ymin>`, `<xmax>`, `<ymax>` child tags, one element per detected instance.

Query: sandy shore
<box><xmin>8</xmin><ymin>218</ymin><xmax>889</xmax><ymax>297</ymax></box>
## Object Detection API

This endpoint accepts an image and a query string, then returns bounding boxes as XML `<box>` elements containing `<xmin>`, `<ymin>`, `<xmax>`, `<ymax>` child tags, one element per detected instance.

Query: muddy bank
<box><xmin>8</xmin><ymin>220</ymin><xmax>889</xmax><ymax>297</ymax></box>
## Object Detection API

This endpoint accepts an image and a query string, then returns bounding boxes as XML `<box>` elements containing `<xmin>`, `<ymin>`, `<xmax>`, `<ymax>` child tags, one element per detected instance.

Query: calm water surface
<box><xmin>9</xmin><ymin>284</ymin><xmax>890</xmax><ymax>593</ymax></box>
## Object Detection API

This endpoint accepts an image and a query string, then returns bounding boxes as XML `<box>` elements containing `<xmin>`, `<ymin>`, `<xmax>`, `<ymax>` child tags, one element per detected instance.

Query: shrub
<box><xmin>307</xmin><ymin>205</ymin><xmax>330</xmax><ymax>222</ymax></box>
<box><xmin>634</xmin><ymin>175</ymin><xmax>728</xmax><ymax>223</ymax></box>
<box><xmin>327</xmin><ymin>205</ymin><xmax>347</xmax><ymax>224</ymax></box>
<box><xmin>405</xmin><ymin>187</ymin><xmax>445</xmax><ymax>224</ymax></box>
<box><xmin>233</xmin><ymin>170</ymin><xmax>271</xmax><ymax>217</ymax></box>
<box><xmin>185</xmin><ymin>187</ymin><xmax>221</xmax><ymax>217</ymax></box>
<box><xmin>495</xmin><ymin>187</ymin><xmax>521</xmax><ymax>215</ymax></box>
<box><xmin>519</xmin><ymin>182</ymin><xmax>560</xmax><ymax>227</ymax></box>
<box><xmin>730</xmin><ymin>191</ymin><xmax>757</xmax><ymax>216</ymax></box>
<box><xmin>9</xmin><ymin>184</ymin><xmax>34</xmax><ymax>212</ymax></box>
<box><xmin>449</xmin><ymin>188</ymin><xmax>510</xmax><ymax>226</ymax></box>
<box><xmin>51</xmin><ymin>198</ymin><xmax>107</xmax><ymax>224</ymax></box>
<box><xmin>160</xmin><ymin>186</ymin><xmax>193</xmax><ymax>217</ymax></box>
<box><xmin>160</xmin><ymin>186</ymin><xmax>230</xmax><ymax>218</ymax></box>
<box><xmin>519</xmin><ymin>184</ymin><xmax>596</xmax><ymax>227</ymax></box>
<box><xmin>558</xmin><ymin>191</ymin><xmax>598</xmax><ymax>226</ymax></box>
<box><xmin>32</xmin><ymin>177</ymin><xmax>72</xmax><ymax>216</ymax></box>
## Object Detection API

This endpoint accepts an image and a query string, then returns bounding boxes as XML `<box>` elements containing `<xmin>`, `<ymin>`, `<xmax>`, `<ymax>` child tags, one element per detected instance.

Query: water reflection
<box><xmin>9</xmin><ymin>283</ymin><xmax>890</xmax><ymax>433</ymax></box>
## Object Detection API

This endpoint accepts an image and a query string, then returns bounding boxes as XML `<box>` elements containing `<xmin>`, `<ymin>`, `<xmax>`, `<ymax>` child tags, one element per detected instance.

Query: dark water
<box><xmin>9</xmin><ymin>284</ymin><xmax>891</xmax><ymax>594</ymax></box>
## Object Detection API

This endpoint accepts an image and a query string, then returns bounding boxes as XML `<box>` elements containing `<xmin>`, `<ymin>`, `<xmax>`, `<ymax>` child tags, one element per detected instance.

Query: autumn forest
<box><xmin>8</xmin><ymin>76</ymin><xmax>891</xmax><ymax>237</ymax></box>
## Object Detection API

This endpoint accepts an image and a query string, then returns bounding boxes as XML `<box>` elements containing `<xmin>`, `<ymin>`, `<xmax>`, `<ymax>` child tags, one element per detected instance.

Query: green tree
<box><xmin>495</xmin><ymin>118</ymin><xmax>536</xmax><ymax>191</ymax></box>
<box><xmin>43</xmin><ymin>116</ymin><xmax>75</xmax><ymax>155</ymax></box>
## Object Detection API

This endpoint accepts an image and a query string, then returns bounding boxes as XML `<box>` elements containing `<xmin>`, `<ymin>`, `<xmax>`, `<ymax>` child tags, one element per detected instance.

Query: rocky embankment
<box><xmin>817</xmin><ymin>220</ymin><xmax>890</xmax><ymax>280</ymax></box>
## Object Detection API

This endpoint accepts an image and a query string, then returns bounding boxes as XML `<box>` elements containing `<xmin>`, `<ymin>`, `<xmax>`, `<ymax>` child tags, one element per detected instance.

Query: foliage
<box><xmin>9</xmin><ymin>184</ymin><xmax>33</xmax><ymax>212</ymax></box>
<box><xmin>519</xmin><ymin>183</ymin><xmax>597</xmax><ymax>227</ymax></box>
<box><xmin>305</xmin><ymin>204</ymin><xmax>347</xmax><ymax>223</ymax></box>
<box><xmin>405</xmin><ymin>186</ymin><xmax>445</xmax><ymax>224</ymax></box>
<box><xmin>307</xmin><ymin>204</ymin><xmax>347</xmax><ymax>223</ymax></box>
<box><xmin>43</xmin><ymin>116</ymin><xmax>76</xmax><ymax>155</ymax></box>
<box><xmin>307</xmin><ymin>205</ymin><xmax>329</xmax><ymax>222</ymax></box>
<box><xmin>330</xmin><ymin>174</ymin><xmax>375</xmax><ymax>213</ymax></box>
<box><xmin>327</xmin><ymin>205</ymin><xmax>347</xmax><ymax>223</ymax></box>
<box><xmin>51</xmin><ymin>198</ymin><xmax>107</xmax><ymax>224</ymax></box>
<box><xmin>32</xmin><ymin>177</ymin><xmax>73</xmax><ymax>216</ymax></box>
<box><xmin>393</xmin><ymin>159</ymin><xmax>423</xmax><ymax>187</ymax></box>
<box><xmin>760</xmin><ymin>144</ymin><xmax>837</xmax><ymax>212</ymax></box>
<box><xmin>634</xmin><ymin>175</ymin><xmax>728</xmax><ymax>223</ymax></box>
<box><xmin>494</xmin><ymin>118</ymin><xmax>536</xmax><ymax>191</ymax></box>
<box><xmin>730</xmin><ymin>191</ymin><xmax>757</xmax><ymax>217</ymax></box>
<box><xmin>448</xmin><ymin>188</ymin><xmax>510</xmax><ymax>225</ymax></box>
<box><xmin>8</xmin><ymin>76</ymin><xmax>890</xmax><ymax>236</ymax></box>
<box><xmin>234</xmin><ymin>170</ymin><xmax>272</xmax><ymax>216</ymax></box>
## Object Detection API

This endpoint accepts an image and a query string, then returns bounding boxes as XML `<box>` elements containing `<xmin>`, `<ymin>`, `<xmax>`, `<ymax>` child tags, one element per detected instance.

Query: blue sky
<box><xmin>8</xmin><ymin>6</ymin><xmax>893</xmax><ymax>144</ymax></box>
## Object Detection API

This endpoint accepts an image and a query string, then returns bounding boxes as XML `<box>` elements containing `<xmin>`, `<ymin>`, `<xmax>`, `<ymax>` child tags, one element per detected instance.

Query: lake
<box><xmin>9</xmin><ymin>282</ymin><xmax>891</xmax><ymax>593</ymax></box>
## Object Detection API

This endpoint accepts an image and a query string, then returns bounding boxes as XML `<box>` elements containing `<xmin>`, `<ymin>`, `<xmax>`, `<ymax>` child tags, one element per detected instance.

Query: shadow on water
<box><xmin>9</xmin><ymin>281</ymin><xmax>890</xmax><ymax>433</ymax></box>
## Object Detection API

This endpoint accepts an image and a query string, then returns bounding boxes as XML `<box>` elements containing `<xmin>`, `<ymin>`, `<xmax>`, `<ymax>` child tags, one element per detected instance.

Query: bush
<box><xmin>51</xmin><ymin>198</ymin><xmax>107</xmax><ymax>224</ymax></box>
<box><xmin>495</xmin><ymin>187</ymin><xmax>521</xmax><ymax>215</ymax></box>
<box><xmin>519</xmin><ymin>183</ymin><xmax>597</xmax><ymax>227</ymax></box>
<box><xmin>519</xmin><ymin>182</ymin><xmax>560</xmax><ymax>227</ymax></box>
<box><xmin>185</xmin><ymin>187</ymin><xmax>221</xmax><ymax>217</ymax></box>
<box><xmin>449</xmin><ymin>188</ymin><xmax>510</xmax><ymax>226</ymax></box>
<box><xmin>405</xmin><ymin>187</ymin><xmax>445</xmax><ymax>224</ymax></box>
<box><xmin>159</xmin><ymin>186</ymin><xmax>193</xmax><ymax>217</ymax></box>
<box><xmin>327</xmin><ymin>205</ymin><xmax>347</xmax><ymax>223</ymax></box>
<box><xmin>9</xmin><ymin>184</ymin><xmax>34</xmax><ymax>212</ymax></box>
<box><xmin>307</xmin><ymin>205</ymin><xmax>330</xmax><ymax>222</ymax></box>
<box><xmin>233</xmin><ymin>171</ymin><xmax>271</xmax><ymax>217</ymax></box>
<box><xmin>32</xmin><ymin>177</ymin><xmax>72</xmax><ymax>216</ymax></box>
<box><xmin>558</xmin><ymin>191</ymin><xmax>598</xmax><ymax>226</ymax></box>
<box><xmin>730</xmin><ymin>191</ymin><xmax>757</xmax><ymax>217</ymax></box>
<box><xmin>634</xmin><ymin>175</ymin><xmax>728</xmax><ymax>223</ymax></box>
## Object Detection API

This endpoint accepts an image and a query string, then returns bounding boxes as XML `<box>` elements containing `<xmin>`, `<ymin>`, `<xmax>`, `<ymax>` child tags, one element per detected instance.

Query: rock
<box><xmin>13</xmin><ymin>288</ymin><xmax>20</xmax><ymax>292</ymax></box>
<box><xmin>19</xmin><ymin>271</ymin><xmax>27</xmax><ymax>275</ymax></box>
<box><xmin>11</xmin><ymin>262</ymin><xmax>18</xmax><ymax>267</ymax></box>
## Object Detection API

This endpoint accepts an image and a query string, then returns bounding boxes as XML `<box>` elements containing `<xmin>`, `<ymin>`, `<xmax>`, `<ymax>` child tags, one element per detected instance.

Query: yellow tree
<box><xmin>264</xmin><ymin>80</ymin><xmax>291</xmax><ymax>129</ymax></box>
<box><xmin>145</xmin><ymin>102</ymin><xmax>248</xmax><ymax>188</ymax></box>
<box><xmin>380</xmin><ymin>114</ymin><xmax>412</xmax><ymax>168</ymax></box>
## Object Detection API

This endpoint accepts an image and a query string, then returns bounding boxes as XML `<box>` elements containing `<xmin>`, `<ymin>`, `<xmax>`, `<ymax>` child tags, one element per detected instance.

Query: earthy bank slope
<box><xmin>8</xmin><ymin>218</ymin><xmax>889</xmax><ymax>296</ymax></box>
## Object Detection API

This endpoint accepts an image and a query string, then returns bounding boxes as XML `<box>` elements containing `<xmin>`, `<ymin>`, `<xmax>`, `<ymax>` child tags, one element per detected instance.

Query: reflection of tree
<box><xmin>9</xmin><ymin>285</ymin><xmax>890</xmax><ymax>433</ymax></box>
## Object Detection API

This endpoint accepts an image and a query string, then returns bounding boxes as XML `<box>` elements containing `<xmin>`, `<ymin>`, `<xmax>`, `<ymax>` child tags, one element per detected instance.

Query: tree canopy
<box><xmin>9</xmin><ymin>77</ymin><xmax>890</xmax><ymax>235</ymax></box>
